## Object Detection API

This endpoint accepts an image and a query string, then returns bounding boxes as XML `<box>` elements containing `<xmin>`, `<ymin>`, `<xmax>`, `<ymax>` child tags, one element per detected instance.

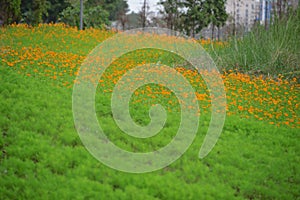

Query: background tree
<box><xmin>60</xmin><ymin>0</ymin><xmax>110</xmax><ymax>28</ymax></box>
<box><xmin>21</xmin><ymin>0</ymin><xmax>49</xmax><ymax>25</ymax></box>
<box><xmin>45</xmin><ymin>0</ymin><xmax>70</xmax><ymax>23</ymax></box>
<box><xmin>82</xmin><ymin>0</ymin><xmax>128</xmax><ymax>21</ymax></box>
<box><xmin>106</xmin><ymin>0</ymin><xmax>129</xmax><ymax>21</ymax></box>
<box><xmin>158</xmin><ymin>0</ymin><xmax>182</xmax><ymax>31</ymax></box>
<box><xmin>59</xmin><ymin>4</ymin><xmax>79</xmax><ymax>27</ymax></box>
<box><xmin>181</xmin><ymin>0</ymin><xmax>211</xmax><ymax>37</ymax></box>
<box><xmin>206</xmin><ymin>0</ymin><xmax>228</xmax><ymax>39</ymax></box>
<box><xmin>127</xmin><ymin>11</ymin><xmax>140</xmax><ymax>29</ymax></box>
<box><xmin>0</xmin><ymin>0</ymin><xmax>21</xmax><ymax>25</ymax></box>
<box><xmin>274</xmin><ymin>0</ymin><xmax>298</xmax><ymax>21</ymax></box>
<box><xmin>139</xmin><ymin>0</ymin><xmax>149</xmax><ymax>28</ymax></box>
<box><xmin>32</xmin><ymin>0</ymin><xmax>49</xmax><ymax>25</ymax></box>
<box><xmin>115</xmin><ymin>0</ymin><xmax>130</xmax><ymax>30</ymax></box>
<box><xmin>117</xmin><ymin>9</ymin><xmax>129</xmax><ymax>30</ymax></box>
<box><xmin>17</xmin><ymin>0</ymin><xmax>128</xmax><ymax>27</ymax></box>
<box><xmin>85</xmin><ymin>5</ymin><xmax>110</xmax><ymax>28</ymax></box>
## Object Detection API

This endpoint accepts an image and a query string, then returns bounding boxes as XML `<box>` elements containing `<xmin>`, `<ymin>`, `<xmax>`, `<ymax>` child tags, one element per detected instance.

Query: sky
<box><xmin>127</xmin><ymin>0</ymin><xmax>160</xmax><ymax>13</ymax></box>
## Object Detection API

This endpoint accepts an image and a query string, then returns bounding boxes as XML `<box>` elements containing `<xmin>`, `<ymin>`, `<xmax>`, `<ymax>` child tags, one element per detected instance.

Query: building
<box><xmin>226</xmin><ymin>0</ymin><xmax>261</xmax><ymax>32</ymax></box>
<box><xmin>260</xmin><ymin>0</ymin><xmax>299</xmax><ymax>22</ymax></box>
<box><xmin>199</xmin><ymin>0</ymin><xmax>261</xmax><ymax>39</ymax></box>
<box><xmin>227</xmin><ymin>0</ymin><xmax>299</xmax><ymax>29</ymax></box>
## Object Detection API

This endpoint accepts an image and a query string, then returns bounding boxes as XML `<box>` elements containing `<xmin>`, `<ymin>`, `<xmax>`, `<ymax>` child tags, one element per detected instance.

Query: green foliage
<box><xmin>8</xmin><ymin>0</ymin><xmax>129</xmax><ymax>27</ymax></box>
<box><xmin>0</xmin><ymin>65</ymin><xmax>299</xmax><ymax>199</ymax></box>
<box><xmin>206</xmin><ymin>0</ymin><xmax>228</xmax><ymax>39</ymax></box>
<box><xmin>74</xmin><ymin>0</ymin><xmax>129</xmax><ymax>21</ymax></box>
<box><xmin>84</xmin><ymin>5</ymin><xmax>110</xmax><ymax>28</ymax></box>
<box><xmin>0</xmin><ymin>24</ymin><xmax>299</xmax><ymax>199</ymax></box>
<box><xmin>209</xmin><ymin>7</ymin><xmax>300</xmax><ymax>78</ymax></box>
<box><xmin>104</xmin><ymin>0</ymin><xmax>129</xmax><ymax>21</ymax></box>
<box><xmin>159</xmin><ymin>0</ymin><xmax>228</xmax><ymax>37</ymax></box>
<box><xmin>45</xmin><ymin>0</ymin><xmax>71</xmax><ymax>23</ymax></box>
<box><xmin>59</xmin><ymin>0</ymin><xmax>129</xmax><ymax>29</ymax></box>
<box><xmin>181</xmin><ymin>0</ymin><xmax>211</xmax><ymax>37</ymax></box>
<box><xmin>59</xmin><ymin>5</ymin><xmax>79</xmax><ymax>27</ymax></box>
<box><xmin>0</xmin><ymin>0</ymin><xmax>21</xmax><ymax>25</ymax></box>
<box><xmin>21</xmin><ymin>0</ymin><xmax>71</xmax><ymax>25</ymax></box>
<box><xmin>60</xmin><ymin>3</ymin><xmax>110</xmax><ymax>28</ymax></box>
<box><xmin>158</xmin><ymin>0</ymin><xmax>182</xmax><ymax>31</ymax></box>
<box><xmin>21</xmin><ymin>0</ymin><xmax>49</xmax><ymax>25</ymax></box>
<box><xmin>32</xmin><ymin>0</ymin><xmax>49</xmax><ymax>25</ymax></box>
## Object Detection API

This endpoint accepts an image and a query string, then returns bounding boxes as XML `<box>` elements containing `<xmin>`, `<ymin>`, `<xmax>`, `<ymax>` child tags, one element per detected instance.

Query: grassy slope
<box><xmin>1</xmin><ymin>64</ymin><xmax>299</xmax><ymax>199</ymax></box>
<box><xmin>1</xmin><ymin>24</ymin><xmax>299</xmax><ymax>199</ymax></box>
<box><xmin>207</xmin><ymin>9</ymin><xmax>300</xmax><ymax>79</ymax></box>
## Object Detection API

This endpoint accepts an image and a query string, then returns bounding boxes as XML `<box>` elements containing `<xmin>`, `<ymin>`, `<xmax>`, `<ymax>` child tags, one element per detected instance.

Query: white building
<box><xmin>200</xmin><ymin>0</ymin><xmax>299</xmax><ymax>39</ymax></box>
<box><xmin>226</xmin><ymin>0</ymin><xmax>261</xmax><ymax>32</ymax></box>
<box><xmin>227</xmin><ymin>0</ymin><xmax>299</xmax><ymax>29</ymax></box>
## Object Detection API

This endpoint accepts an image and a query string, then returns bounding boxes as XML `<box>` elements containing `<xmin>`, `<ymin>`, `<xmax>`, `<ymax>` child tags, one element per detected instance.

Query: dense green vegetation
<box><xmin>1</xmin><ymin>62</ymin><xmax>299</xmax><ymax>199</ymax></box>
<box><xmin>208</xmin><ymin>7</ymin><xmax>300</xmax><ymax>79</ymax></box>
<box><xmin>158</xmin><ymin>0</ymin><xmax>228</xmax><ymax>37</ymax></box>
<box><xmin>0</xmin><ymin>0</ymin><xmax>129</xmax><ymax>27</ymax></box>
<box><xmin>0</xmin><ymin>24</ymin><xmax>299</xmax><ymax>199</ymax></box>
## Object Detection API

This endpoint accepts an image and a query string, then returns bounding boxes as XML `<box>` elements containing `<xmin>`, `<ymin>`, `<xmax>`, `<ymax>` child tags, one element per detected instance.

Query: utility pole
<box><xmin>80</xmin><ymin>0</ymin><xmax>83</xmax><ymax>30</ymax></box>
<box><xmin>232</xmin><ymin>0</ymin><xmax>236</xmax><ymax>36</ymax></box>
<box><xmin>265</xmin><ymin>0</ymin><xmax>269</xmax><ymax>30</ymax></box>
<box><xmin>142</xmin><ymin>0</ymin><xmax>147</xmax><ymax>29</ymax></box>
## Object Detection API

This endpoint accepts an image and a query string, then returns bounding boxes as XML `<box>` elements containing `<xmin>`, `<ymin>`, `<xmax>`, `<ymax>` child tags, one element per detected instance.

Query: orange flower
<box><xmin>238</xmin><ymin>105</ymin><xmax>243</xmax><ymax>111</ymax></box>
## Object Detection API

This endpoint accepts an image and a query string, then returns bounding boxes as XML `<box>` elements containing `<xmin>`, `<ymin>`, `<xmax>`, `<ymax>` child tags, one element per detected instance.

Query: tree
<box><xmin>117</xmin><ymin>9</ymin><xmax>128</xmax><ymax>30</ymax></box>
<box><xmin>84</xmin><ymin>0</ymin><xmax>128</xmax><ymax>21</ymax></box>
<box><xmin>181</xmin><ymin>0</ymin><xmax>211</xmax><ymax>37</ymax></box>
<box><xmin>85</xmin><ymin>5</ymin><xmax>110</xmax><ymax>28</ymax></box>
<box><xmin>107</xmin><ymin>0</ymin><xmax>129</xmax><ymax>21</ymax></box>
<box><xmin>158</xmin><ymin>0</ymin><xmax>182</xmax><ymax>31</ymax></box>
<box><xmin>60</xmin><ymin>0</ymin><xmax>110</xmax><ymax>29</ymax></box>
<box><xmin>127</xmin><ymin>11</ymin><xmax>140</xmax><ymax>29</ymax></box>
<box><xmin>44</xmin><ymin>0</ymin><xmax>70</xmax><ymax>23</ymax></box>
<box><xmin>115</xmin><ymin>0</ymin><xmax>130</xmax><ymax>30</ymax></box>
<box><xmin>0</xmin><ymin>0</ymin><xmax>21</xmax><ymax>25</ymax></box>
<box><xmin>139</xmin><ymin>0</ymin><xmax>149</xmax><ymax>28</ymax></box>
<box><xmin>274</xmin><ymin>0</ymin><xmax>298</xmax><ymax>20</ymax></box>
<box><xmin>60</xmin><ymin>5</ymin><xmax>79</xmax><ymax>27</ymax></box>
<box><xmin>21</xmin><ymin>0</ymin><xmax>49</xmax><ymax>25</ymax></box>
<box><xmin>206</xmin><ymin>0</ymin><xmax>228</xmax><ymax>39</ymax></box>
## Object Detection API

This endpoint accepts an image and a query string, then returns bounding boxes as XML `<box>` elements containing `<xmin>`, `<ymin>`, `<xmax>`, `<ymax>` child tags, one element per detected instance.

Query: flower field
<box><xmin>0</xmin><ymin>24</ymin><xmax>299</xmax><ymax>199</ymax></box>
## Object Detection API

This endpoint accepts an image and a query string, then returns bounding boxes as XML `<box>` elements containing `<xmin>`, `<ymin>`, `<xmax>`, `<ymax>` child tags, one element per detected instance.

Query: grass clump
<box><xmin>211</xmin><ymin>7</ymin><xmax>300</xmax><ymax>79</ymax></box>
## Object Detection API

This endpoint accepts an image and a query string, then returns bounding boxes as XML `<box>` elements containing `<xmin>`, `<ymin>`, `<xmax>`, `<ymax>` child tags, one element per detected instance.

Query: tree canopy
<box><xmin>158</xmin><ymin>0</ymin><xmax>228</xmax><ymax>37</ymax></box>
<box><xmin>0</xmin><ymin>0</ymin><xmax>129</xmax><ymax>28</ymax></box>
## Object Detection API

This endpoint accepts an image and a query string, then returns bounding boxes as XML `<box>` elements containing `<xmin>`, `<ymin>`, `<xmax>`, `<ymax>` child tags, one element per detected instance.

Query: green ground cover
<box><xmin>0</xmin><ymin>24</ymin><xmax>299</xmax><ymax>199</ymax></box>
